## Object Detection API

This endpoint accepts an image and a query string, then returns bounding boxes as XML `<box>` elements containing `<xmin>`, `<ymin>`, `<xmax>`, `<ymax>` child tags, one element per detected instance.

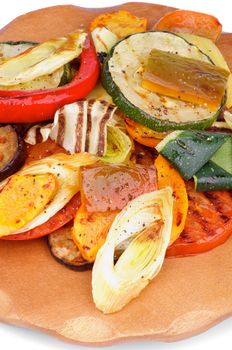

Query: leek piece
<box><xmin>102</xmin><ymin>125</ymin><xmax>133</xmax><ymax>164</ymax></box>
<box><xmin>92</xmin><ymin>188</ymin><xmax>173</xmax><ymax>314</ymax></box>
<box><xmin>0</xmin><ymin>31</ymin><xmax>86</xmax><ymax>85</ymax></box>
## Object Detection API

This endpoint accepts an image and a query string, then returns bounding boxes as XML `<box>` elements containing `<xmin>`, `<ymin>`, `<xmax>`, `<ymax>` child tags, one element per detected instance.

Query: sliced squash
<box><xmin>155</xmin><ymin>155</ymin><xmax>188</xmax><ymax>244</ymax></box>
<box><xmin>0</xmin><ymin>174</ymin><xmax>58</xmax><ymax>236</ymax></box>
<box><xmin>125</xmin><ymin>117</ymin><xmax>168</xmax><ymax>148</ymax></box>
<box><xmin>90</xmin><ymin>10</ymin><xmax>147</xmax><ymax>38</ymax></box>
<box><xmin>73</xmin><ymin>205</ymin><xmax>118</xmax><ymax>262</ymax></box>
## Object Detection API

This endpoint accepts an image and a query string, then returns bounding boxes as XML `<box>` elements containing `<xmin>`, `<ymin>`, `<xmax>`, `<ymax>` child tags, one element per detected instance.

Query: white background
<box><xmin>0</xmin><ymin>1</ymin><xmax>231</xmax><ymax>349</ymax></box>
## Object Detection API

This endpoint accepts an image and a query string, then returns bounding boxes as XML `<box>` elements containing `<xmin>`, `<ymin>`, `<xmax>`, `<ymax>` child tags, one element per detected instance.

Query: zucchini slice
<box><xmin>0</xmin><ymin>41</ymin><xmax>71</xmax><ymax>90</ymax></box>
<box><xmin>156</xmin><ymin>130</ymin><xmax>229</xmax><ymax>180</ymax></box>
<box><xmin>194</xmin><ymin>137</ymin><xmax>232</xmax><ymax>191</ymax></box>
<box><xmin>194</xmin><ymin>161</ymin><xmax>232</xmax><ymax>192</ymax></box>
<box><xmin>102</xmin><ymin>31</ymin><xmax>223</xmax><ymax>132</ymax></box>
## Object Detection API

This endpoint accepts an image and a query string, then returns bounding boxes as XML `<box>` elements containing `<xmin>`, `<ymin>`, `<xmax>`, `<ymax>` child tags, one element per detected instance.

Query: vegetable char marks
<box><xmin>50</xmin><ymin>99</ymin><xmax>117</xmax><ymax>155</ymax></box>
<box><xmin>167</xmin><ymin>182</ymin><xmax>232</xmax><ymax>256</ymax></box>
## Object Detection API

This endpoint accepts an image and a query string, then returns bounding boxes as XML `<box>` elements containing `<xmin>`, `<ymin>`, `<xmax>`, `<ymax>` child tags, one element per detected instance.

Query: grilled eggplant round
<box><xmin>48</xmin><ymin>224</ymin><xmax>92</xmax><ymax>271</ymax></box>
<box><xmin>0</xmin><ymin>125</ymin><xmax>25</xmax><ymax>181</ymax></box>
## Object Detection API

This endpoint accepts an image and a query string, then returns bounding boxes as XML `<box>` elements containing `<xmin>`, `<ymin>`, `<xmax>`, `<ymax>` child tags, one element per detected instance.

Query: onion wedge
<box><xmin>92</xmin><ymin>187</ymin><xmax>173</xmax><ymax>314</ymax></box>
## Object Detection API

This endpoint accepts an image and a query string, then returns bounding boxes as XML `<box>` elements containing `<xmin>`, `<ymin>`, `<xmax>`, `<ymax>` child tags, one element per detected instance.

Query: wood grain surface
<box><xmin>0</xmin><ymin>2</ymin><xmax>231</xmax><ymax>346</ymax></box>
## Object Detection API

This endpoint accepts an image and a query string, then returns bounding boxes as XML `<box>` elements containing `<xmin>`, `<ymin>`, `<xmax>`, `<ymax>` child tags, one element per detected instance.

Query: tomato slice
<box><xmin>166</xmin><ymin>182</ymin><xmax>232</xmax><ymax>257</ymax></box>
<box><xmin>153</xmin><ymin>10</ymin><xmax>222</xmax><ymax>42</ymax></box>
<box><xmin>1</xmin><ymin>192</ymin><xmax>81</xmax><ymax>240</ymax></box>
<box><xmin>26</xmin><ymin>138</ymin><xmax>67</xmax><ymax>163</ymax></box>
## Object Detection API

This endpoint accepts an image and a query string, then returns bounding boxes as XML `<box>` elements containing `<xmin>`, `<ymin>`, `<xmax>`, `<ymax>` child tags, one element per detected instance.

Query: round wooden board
<box><xmin>0</xmin><ymin>2</ymin><xmax>232</xmax><ymax>346</ymax></box>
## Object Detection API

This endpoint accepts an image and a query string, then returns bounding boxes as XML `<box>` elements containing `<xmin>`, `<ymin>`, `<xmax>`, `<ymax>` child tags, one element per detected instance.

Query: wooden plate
<box><xmin>0</xmin><ymin>2</ymin><xmax>232</xmax><ymax>346</ymax></box>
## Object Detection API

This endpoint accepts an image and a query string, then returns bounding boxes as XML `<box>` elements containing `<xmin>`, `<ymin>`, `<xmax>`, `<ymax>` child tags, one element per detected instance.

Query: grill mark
<box><xmin>207</xmin><ymin>126</ymin><xmax>232</xmax><ymax>134</ymax></box>
<box><xmin>189</xmin><ymin>209</ymin><xmax>215</xmax><ymax>238</ymax></box>
<box><xmin>56</xmin><ymin>109</ymin><xmax>65</xmax><ymax>147</ymax></box>
<box><xmin>75</xmin><ymin>101</ymin><xmax>84</xmax><ymax>153</ymax></box>
<box><xmin>204</xmin><ymin>192</ymin><xmax>230</xmax><ymax>223</ymax></box>
<box><xmin>184</xmin><ymin>192</ymin><xmax>216</xmax><ymax>239</ymax></box>
<box><xmin>180</xmin><ymin>230</ymin><xmax>195</xmax><ymax>243</ymax></box>
<box><xmin>85</xmin><ymin>99</ymin><xmax>94</xmax><ymax>152</ymax></box>
<box><xmin>97</xmin><ymin>104</ymin><xmax>116</xmax><ymax>156</ymax></box>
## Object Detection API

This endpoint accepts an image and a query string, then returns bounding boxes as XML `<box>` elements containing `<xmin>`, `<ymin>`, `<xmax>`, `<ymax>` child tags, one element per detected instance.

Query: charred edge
<box><xmin>189</xmin><ymin>207</ymin><xmax>215</xmax><ymax>239</ymax></box>
<box><xmin>204</xmin><ymin>192</ymin><xmax>230</xmax><ymax>223</ymax></box>
<box><xmin>47</xmin><ymin>236</ymin><xmax>93</xmax><ymax>272</ymax></box>
<box><xmin>97</xmin><ymin>104</ymin><xmax>116</xmax><ymax>156</ymax></box>
<box><xmin>85</xmin><ymin>99</ymin><xmax>94</xmax><ymax>152</ymax></box>
<box><xmin>75</xmin><ymin>101</ymin><xmax>84</xmax><ymax>153</ymax></box>
<box><xmin>56</xmin><ymin>109</ymin><xmax>65</xmax><ymax>147</ymax></box>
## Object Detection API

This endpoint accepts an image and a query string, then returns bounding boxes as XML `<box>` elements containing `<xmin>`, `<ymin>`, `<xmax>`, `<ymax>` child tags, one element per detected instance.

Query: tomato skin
<box><xmin>166</xmin><ymin>183</ymin><xmax>232</xmax><ymax>257</ymax></box>
<box><xmin>25</xmin><ymin>139</ymin><xmax>67</xmax><ymax>163</ymax></box>
<box><xmin>1</xmin><ymin>193</ymin><xmax>81</xmax><ymax>240</ymax></box>
<box><xmin>153</xmin><ymin>10</ymin><xmax>222</xmax><ymax>42</ymax></box>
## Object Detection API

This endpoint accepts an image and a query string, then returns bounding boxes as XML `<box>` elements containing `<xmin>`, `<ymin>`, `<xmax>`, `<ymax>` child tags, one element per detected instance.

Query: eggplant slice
<box><xmin>0</xmin><ymin>125</ymin><xmax>25</xmax><ymax>181</ymax></box>
<box><xmin>48</xmin><ymin>224</ymin><xmax>92</xmax><ymax>271</ymax></box>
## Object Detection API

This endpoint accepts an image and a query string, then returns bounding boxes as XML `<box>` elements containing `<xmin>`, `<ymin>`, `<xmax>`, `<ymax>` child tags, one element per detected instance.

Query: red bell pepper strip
<box><xmin>0</xmin><ymin>35</ymin><xmax>100</xmax><ymax>123</ymax></box>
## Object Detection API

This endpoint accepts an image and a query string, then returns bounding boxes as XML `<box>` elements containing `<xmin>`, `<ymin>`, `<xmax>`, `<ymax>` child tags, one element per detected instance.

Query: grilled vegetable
<box><xmin>0</xmin><ymin>41</ymin><xmax>37</xmax><ymax>61</ymax></box>
<box><xmin>0</xmin><ymin>36</ymin><xmax>99</xmax><ymax>123</ymax></box>
<box><xmin>0</xmin><ymin>153</ymin><xmax>96</xmax><ymax>236</ymax></box>
<box><xmin>194</xmin><ymin>161</ymin><xmax>232</xmax><ymax>192</ymax></box>
<box><xmin>25</xmin><ymin>139</ymin><xmax>67</xmax><ymax>164</ymax></box>
<box><xmin>48</xmin><ymin>224</ymin><xmax>92</xmax><ymax>270</ymax></box>
<box><xmin>194</xmin><ymin>137</ymin><xmax>232</xmax><ymax>191</ymax></box>
<box><xmin>79</xmin><ymin>163</ymin><xmax>157</xmax><ymax>212</ymax></box>
<box><xmin>102</xmin><ymin>125</ymin><xmax>132</xmax><ymax>164</ymax></box>
<box><xmin>86</xmin><ymin>82</ymin><xmax>113</xmax><ymax>103</ymax></box>
<box><xmin>176</xmin><ymin>33</ymin><xmax>232</xmax><ymax>109</ymax></box>
<box><xmin>91</xmin><ymin>27</ymin><xmax>118</xmax><ymax>63</ymax></box>
<box><xmin>176</xmin><ymin>34</ymin><xmax>229</xmax><ymax>70</ymax></box>
<box><xmin>73</xmin><ymin>163</ymin><xmax>157</xmax><ymax>262</ymax></box>
<box><xmin>156</xmin><ymin>130</ymin><xmax>229</xmax><ymax>180</ymax></box>
<box><xmin>92</xmin><ymin>188</ymin><xmax>173</xmax><ymax>314</ymax></box>
<box><xmin>0</xmin><ymin>32</ymin><xmax>86</xmax><ymax>86</ymax></box>
<box><xmin>125</xmin><ymin>117</ymin><xmax>168</xmax><ymax>148</ymax></box>
<box><xmin>24</xmin><ymin>124</ymin><xmax>53</xmax><ymax>145</ymax></box>
<box><xmin>153</xmin><ymin>10</ymin><xmax>222</xmax><ymax>42</ymax></box>
<box><xmin>90</xmin><ymin>10</ymin><xmax>147</xmax><ymax>38</ymax></box>
<box><xmin>73</xmin><ymin>205</ymin><xmax>118</xmax><ymax>262</ymax></box>
<box><xmin>50</xmin><ymin>100</ymin><xmax>117</xmax><ymax>156</ymax></box>
<box><xmin>208</xmin><ymin>121</ymin><xmax>232</xmax><ymax>134</ymax></box>
<box><xmin>102</xmin><ymin>31</ymin><xmax>222</xmax><ymax>132</ymax></box>
<box><xmin>224</xmin><ymin>110</ymin><xmax>232</xmax><ymax>129</ymax></box>
<box><xmin>0</xmin><ymin>41</ymin><xmax>72</xmax><ymax>90</ymax></box>
<box><xmin>24</xmin><ymin>100</ymin><xmax>132</xmax><ymax>162</ymax></box>
<box><xmin>130</xmin><ymin>141</ymin><xmax>157</xmax><ymax>166</ymax></box>
<box><xmin>0</xmin><ymin>174</ymin><xmax>58</xmax><ymax>236</ymax></box>
<box><xmin>2</xmin><ymin>192</ymin><xmax>80</xmax><ymax>240</ymax></box>
<box><xmin>155</xmin><ymin>155</ymin><xmax>188</xmax><ymax>244</ymax></box>
<box><xmin>0</xmin><ymin>125</ymin><xmax>25</xmax><ymax>181</ymax></box>
<box><xmin>142</xmin><ymin>49</ymin><xmax>229</xmax><ymax>111</ymax></box>
<box><xmin>167</xmin><ymin>182</ymin><xmax>232</xmax><ymax>257</ymax></box>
